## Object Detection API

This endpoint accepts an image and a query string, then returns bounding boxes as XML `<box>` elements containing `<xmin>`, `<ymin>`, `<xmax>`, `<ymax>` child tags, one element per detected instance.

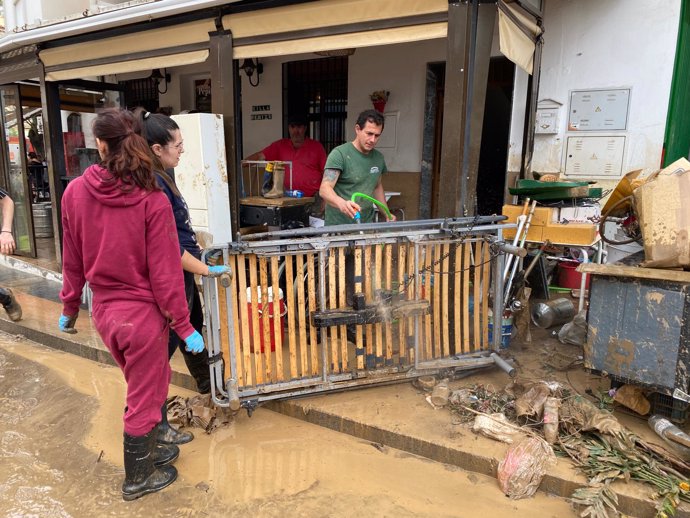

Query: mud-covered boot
<box><xmin>157</xmin><ymin>402</ymin><xmax>193</xmax><ymax>445</ymax></box>
<box><xmin>0</xmin><ymin>288</ymin><xmax>22</xmax><ymax>322</ymax></box>
<box><xmin>264</xmin><ymin>161</ymin><xmax>285</xmax><ymax>198</ymax></box>
<box><xmin>152</xmin><ymin>430</ymin><xmax>179</xmax><ymax>467</ymax></box>
<box><xmin>182</xmin><ymin>348</ymin><xmax>211</xmax><ymax>394</ymax></box>
<box><xmin>122</xmin><ymin>429</ymin><xmax>177</xmax><ymax>501</ymax></box>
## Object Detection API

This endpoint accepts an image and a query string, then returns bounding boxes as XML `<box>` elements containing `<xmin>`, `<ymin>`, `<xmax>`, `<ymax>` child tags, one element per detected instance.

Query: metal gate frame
<box><xmin>202</xmin><ymin>216</ymin><xmax>515</xmax><ymax>412</ymax></box>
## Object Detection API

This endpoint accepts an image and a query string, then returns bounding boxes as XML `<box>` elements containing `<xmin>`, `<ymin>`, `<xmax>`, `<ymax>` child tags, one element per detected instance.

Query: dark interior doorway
<box><xmin>476</xmin><ymin>57</ymin><xmax>514</xmax><ymax>215</ymax></box>
<box><xmin>421</xmin><ymin>57</ymin><xmax>515</xmax><ymax>218</ymax></box>
<box><xmin>283</xmin><ymin>56</ymin><xmax>348</xmax><ymax>153</ymax></box>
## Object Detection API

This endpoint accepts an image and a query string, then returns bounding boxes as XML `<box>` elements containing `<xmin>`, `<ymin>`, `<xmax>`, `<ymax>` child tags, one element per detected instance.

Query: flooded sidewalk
<box><xmin>0</xmin><ymin>332</ymin><xmax>575</xmax><ymax>517</ymax></box>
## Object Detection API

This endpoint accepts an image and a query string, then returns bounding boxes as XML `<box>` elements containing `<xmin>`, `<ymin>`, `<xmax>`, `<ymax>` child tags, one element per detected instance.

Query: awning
<box><xmin>39</xmin><ymin>19</ymin><xmax>215</xmax><ymax>81</ymax></box>
<box><xmin>226</xmin><ymin>0</ymin><xmax>448</xmax><ymax>58</ymax></box>
<box><xmin>497</xmin><ymin>0</ymin><xmax>542</xmax><ymax>75</ymax></box>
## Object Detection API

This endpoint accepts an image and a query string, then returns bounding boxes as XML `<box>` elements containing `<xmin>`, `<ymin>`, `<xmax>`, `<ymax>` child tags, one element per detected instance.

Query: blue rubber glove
<box><xmin>59</xmin><ymin>313</ymin><xmax>78</xmax><ymax>334</ymax></box>
<box><xmin>184</xmin><ymin>330</ymin><xmax>205</xmax><ymax>354</ymax></box>
<box><xmin>207</xmin><ymin>265</ymin><xmax>230</xmax><ymax>278</ymax></box>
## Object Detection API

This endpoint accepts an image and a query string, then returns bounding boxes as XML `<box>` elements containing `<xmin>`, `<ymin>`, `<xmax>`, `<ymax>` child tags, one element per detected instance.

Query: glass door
<box><xmin>0</xmin><ymin>85</ymin><xmax>35</xmax><ymax>256</ymax></box>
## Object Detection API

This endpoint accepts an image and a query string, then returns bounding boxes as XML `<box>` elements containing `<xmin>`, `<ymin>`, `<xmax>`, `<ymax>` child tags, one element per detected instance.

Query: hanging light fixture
<box><xmin>240</xmin><ymin>58</ymin><xmax>263</xmax><ymax>87</ymax></box>
<box><xmin>150</xmin><ymin>68</ymin><xmax>171</xmax><ymax>95</ymax></box>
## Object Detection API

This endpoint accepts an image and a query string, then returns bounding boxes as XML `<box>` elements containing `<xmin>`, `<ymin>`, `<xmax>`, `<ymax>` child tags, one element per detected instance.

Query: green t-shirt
<box><xmin>324</xmin><ymin>142</ymin><xmax>387</xmax><ymax>225</ymax></box>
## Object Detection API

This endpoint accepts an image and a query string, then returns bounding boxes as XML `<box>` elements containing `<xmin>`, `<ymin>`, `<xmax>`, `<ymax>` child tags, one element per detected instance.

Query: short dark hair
<box><xmin>355</xmin><ymin>109</ymin><xmax>385</xmax><ymax>130</ymax></box>
<box><xmin>288</xmin><ymin>113</ymin><xmax>307</xmax><ymax>126</ymax></box>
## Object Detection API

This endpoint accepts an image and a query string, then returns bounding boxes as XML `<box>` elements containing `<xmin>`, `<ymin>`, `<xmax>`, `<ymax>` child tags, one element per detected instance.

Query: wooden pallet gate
<box><xmin>202</xmin><ymin>216</ymin><xmax>512</xmax><ymax>412</ymax></box>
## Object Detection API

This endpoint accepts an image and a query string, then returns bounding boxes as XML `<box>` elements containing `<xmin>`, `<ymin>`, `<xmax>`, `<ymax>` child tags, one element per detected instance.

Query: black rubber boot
<box><xmin>0</xmin><ymin>288</ymin><xmax>22</xmax><ymax>322</ymax></box>
<box><xmin>157</xmin><ymin>402</ymin><xmax>193</xmax><ymax>445</ymax></box>
<box><xmin>122</xmin><ymin>429</ymin><xmax>177</xmax><ymax>501</ymax></box>
<box><xmin>152</xmin><ymin>440</ymin><xmax>179</xmax><ymax>467</ymax></box>
<box><xmin>181</xmin><ymin>348</ymin><xmax>211</xmax><ymax>394</ymax></box>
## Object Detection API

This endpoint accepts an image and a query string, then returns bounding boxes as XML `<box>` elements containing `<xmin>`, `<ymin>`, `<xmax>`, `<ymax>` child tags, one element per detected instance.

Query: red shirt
<box><xmin>262</xmin><ymin>138</ymin><xmax>327</xmax><ymax>196</ymax></box>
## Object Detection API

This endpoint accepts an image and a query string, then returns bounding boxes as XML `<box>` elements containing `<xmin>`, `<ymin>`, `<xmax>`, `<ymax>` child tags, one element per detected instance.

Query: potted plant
<box><xmin>370</xmin><ymin>90</ymin><xmax>390</xmax><ymax>113</ymax></box>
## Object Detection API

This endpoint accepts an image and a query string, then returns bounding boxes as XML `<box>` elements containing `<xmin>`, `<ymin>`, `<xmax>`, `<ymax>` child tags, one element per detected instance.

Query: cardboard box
<box><xmin>551</xmin><ymin>204</ymin><xmax>601</xmax><ymax>224</ymax></box>
<box><xmin>633</xmin><ymin>158</ymin><xmax>690</xmax><ymax>268</ymax></box>
<box><xmin>542</xmin><ymin>222</ymin><xmax>598</xmax><ymax>246</ymax></box>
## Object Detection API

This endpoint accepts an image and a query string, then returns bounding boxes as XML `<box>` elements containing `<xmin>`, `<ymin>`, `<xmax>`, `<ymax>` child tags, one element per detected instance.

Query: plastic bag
<box><xmin>497</xmin><ymin>437</ymin><xmax>556</xmax><ymax>499</ymax></box>
<box><xmin>557</xmin><ymin>309</ymin><xmax>588</xmax><ymax>346</ymax></box>
<box><xmin>472</xmin><ymin>413</ymin><xmax>519</xmax><ymax>444</ymax></box>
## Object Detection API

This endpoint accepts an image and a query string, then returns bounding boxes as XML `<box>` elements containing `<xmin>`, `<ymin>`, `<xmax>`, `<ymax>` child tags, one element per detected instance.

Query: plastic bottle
<box><xmin>649</xmin><ymin>414</ymin><xmax>690</xmax><ymax>449</ymax></box>
<box><xmin>543</xmin><ymin>397</ymin><xmax>560</xmax><ymax>444</ymax></box>
<box><xmin>285</xmin><ymin>190</ymin><xmax>303</xmax><ymax>198</ymax></box>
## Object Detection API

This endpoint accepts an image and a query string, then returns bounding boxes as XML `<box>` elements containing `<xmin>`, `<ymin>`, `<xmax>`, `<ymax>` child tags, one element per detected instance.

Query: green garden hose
<box><xmin>350</xmin><ymin>192</ymin><xmax>393</xmax><ymax>221</ymax></box>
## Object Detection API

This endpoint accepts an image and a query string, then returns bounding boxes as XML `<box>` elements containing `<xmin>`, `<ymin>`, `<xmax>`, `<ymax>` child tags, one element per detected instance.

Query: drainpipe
<box><xmin>0</xmin><ymin>0</ymin><xmax>241</xmax><ymax>54</ymax></box>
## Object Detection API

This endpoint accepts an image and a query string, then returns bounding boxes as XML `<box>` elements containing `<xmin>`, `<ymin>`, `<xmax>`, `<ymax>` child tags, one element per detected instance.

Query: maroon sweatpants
<box><xmin>92</xmin><ymin>300</ymin><xmax>171</xmax><ymax>436</ymax></box>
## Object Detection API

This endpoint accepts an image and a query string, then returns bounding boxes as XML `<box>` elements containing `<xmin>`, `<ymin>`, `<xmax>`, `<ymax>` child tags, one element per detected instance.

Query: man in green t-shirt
<box><xmin>319</xmin><ymin>110</ymin><xmax>396</xmax><ymax>225</ymax></box>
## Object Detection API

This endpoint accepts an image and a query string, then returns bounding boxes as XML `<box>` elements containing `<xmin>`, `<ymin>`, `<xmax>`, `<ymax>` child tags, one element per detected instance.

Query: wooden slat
<box><xmin>374</xmin><ymin>244</ymin><xmax>384</xmax><ymax>366</ymax></box>
<box><xmin>407</xmin><ymin>244</ymin><xmax>416</xmax><ymax>364</ymax></box>
<box><xmin>259</xmin><ymin>257</ymin><xmax>273</xmax><ymax>381</ymax></box>
<box><xmin>328</xmin><ymin>250</ymin><xmax>339</xmax><ymax>373</ymax></box>
<box><xmin>423</xmin><ymin>244</ymin><xmax>433</xmax><ymax>361</ymax></box>
<box><xmin>384</xmin><ymin>244</ymin><xmax>393</xmax><ymax>363</ymax></box>
<box><xmin>354</xmin><ymin>247</ymin><xmax>364</xmax><ymax>370</ymax></box>
<box><xmin>364</xmin><ymin>246</ymin><xmax>374</xmax><ymax>367</ymax></box>
<box><xmin>284</xmin><ymin>255</ymin><xmax>298</xmax><ymax>378</ymax></box>
<box><xmin>307</xmin><ymin>253</ymin><xmax>319</xmax><ymax>376</ymax></box>
<box><xmin>338</xmin><ymin>248</ymin><xmax>348</xmax><ymax>371</ymax></box>
<box><xmin>441</xmin><ymin>243</ymin><xmax>450</xmax><ymax>357</ymax></box>
<box><xmin>481</xmin><ymin>240</ymin><xmax>491</xmax><ymax>349</ymax></box>
<box><xmin>473</xmin><ymin>240</ymin><xmax>481</xmax><ymax>353</ymax></box>
<box><xmin>271</xmin><ymin>257</ymin><xmax>284</xmax><ymax>381</ymax></box>
<box><xmin>433</xmin><ymin>244</ymin><xmax>441</xmax><ymax>358</ymax></box>
<box><xmin>453</xmin><ymin>243</ymin><xmax>460</xmax><ymax>354</ymax></box>
<box><xmin>248</xmin><ymin>255</ymin><xmax>264</xmax><ymax>385</ymax></box>
<box><xmin>462</xmin><ymin>241</ymin><xmax>471</xmax><ymax>354</ymax></box>
<box><xmin>236</xmin><ymin>255</ymin><xmax>254</xmax><ymax>386</ymax></box>
<box><xmin>397</xmin><ymin>242</ymin><xmax>407</xmax><ymax>364</ymax></box>
<box><xmin>226</xmin><ymin>255</ymin><xmax>242</xmax><ymax>384</ymax></box>
<box><xmin>296</xmin><ymin>253</ymin><xmax>308</xmax><ymax>376</ymax></box>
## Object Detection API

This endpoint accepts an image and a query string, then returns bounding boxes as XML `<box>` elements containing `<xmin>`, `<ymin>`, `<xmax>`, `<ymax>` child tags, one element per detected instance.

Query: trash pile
<box><xmin>415</xmin><ymin>378</ymin><xmax>690</xmax><ymax>517</ymax></box>
<box><xmin>166</xmin><ymin>394</ymin><xmax>235</xmax><ymax>434</ymax></box>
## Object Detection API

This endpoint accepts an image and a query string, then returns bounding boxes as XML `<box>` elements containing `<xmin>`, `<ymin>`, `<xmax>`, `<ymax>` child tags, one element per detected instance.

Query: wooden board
<box><xmin>240</xmin><ymin>196</ymin><xmax>314</xmax><ymax>207</ymax></box>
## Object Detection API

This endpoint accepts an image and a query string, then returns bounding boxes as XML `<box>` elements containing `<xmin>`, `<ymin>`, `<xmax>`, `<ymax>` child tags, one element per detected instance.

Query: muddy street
<box><xmin>0</xmin><ymin>331</ymin><xmax>574</xmax><ymax>517</ymax></box>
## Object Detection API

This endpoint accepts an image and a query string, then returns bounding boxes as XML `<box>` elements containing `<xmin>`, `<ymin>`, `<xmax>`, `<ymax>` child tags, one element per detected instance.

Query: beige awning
<box><xmin>39</xmin><ymin>19</ymin><xmax>215</xmax><ymax>81</ymax></box>
<box><xmin>497</xmin><ymin>0</ymin><xmax>541</xmax><ymax>75</ymax></box>
<box><xmin>226</xmin><ymin>0</ymin><xmax>448</xmax><ymax>58</ymax></box>
<box><xmin>44</xmin><ymin>50</ymin><xmax>209</xmax><ymax>81</ymax></box>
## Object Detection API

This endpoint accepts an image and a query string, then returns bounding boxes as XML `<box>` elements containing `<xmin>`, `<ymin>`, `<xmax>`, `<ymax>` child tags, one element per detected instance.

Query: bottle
<box><xmin>649</xmin><ymin>414</ymin><xmax>690</xmax><ymax>449</ymax></box>
<box><xmin>285</xmin><ymin>190</ymin><xmax>303</xmax><ymax>198</ymax></box>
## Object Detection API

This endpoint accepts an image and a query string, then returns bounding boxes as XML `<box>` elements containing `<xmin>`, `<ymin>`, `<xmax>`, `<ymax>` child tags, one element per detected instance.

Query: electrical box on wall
<box><xmin>564</xmin><ymin>136</ymin><xmax>626</xmax><ymax>178</ymax></box>
<box><xmin>535</xmin><ymin>99</ymin><xmax>562</xmax><ymax>134</ymax></box>
<box><xmin>568</xmin><ymin>88</ymin><xmax>630</xmax><ymax>131</ymax></box>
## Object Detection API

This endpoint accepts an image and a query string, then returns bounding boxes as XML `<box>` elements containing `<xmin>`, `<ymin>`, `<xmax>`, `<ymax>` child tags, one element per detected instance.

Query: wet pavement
<box><xmin>0</xmin><ymin>333</ymin><xmax>575</xmax><ymax>517</ymax></box>
<box><xmin>1</xmin><ymin>260</ymin><xmax>688</xmax><ymax>517</ymax></box>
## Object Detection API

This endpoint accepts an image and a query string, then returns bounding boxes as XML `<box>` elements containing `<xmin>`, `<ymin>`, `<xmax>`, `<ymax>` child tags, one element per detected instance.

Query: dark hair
<box><xmin>355</xmin><ymin>109</ymin><xmax>385</xmax><ymax>130</ymax></box>
<box><xmin>132</xmin><ymin>107</ymin><xmax>181</xmax><ymax>197</ymax></box>
<box><xmin>92</xmin><ymin>108</ymin><xmax>157</xmax><ymax>192</ymax></box>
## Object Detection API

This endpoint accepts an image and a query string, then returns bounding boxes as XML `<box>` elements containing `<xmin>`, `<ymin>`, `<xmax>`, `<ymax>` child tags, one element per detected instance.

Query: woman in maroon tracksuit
<box><xmin>59</xmin><ymin>108</ymin><xmax>203</xmax><ymax>501</ymax></box>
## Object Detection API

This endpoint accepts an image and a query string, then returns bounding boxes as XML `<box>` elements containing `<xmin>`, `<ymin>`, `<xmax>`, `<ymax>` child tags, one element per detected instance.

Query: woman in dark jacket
<box><xmin>135</xmin><ymin>108</ymin><xmax>229</xmax><ymax>444</ymax></box>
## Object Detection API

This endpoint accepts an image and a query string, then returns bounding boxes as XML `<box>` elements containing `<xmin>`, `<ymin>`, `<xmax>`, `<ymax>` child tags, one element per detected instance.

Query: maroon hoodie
<box><xmin>60</xmin><ymin>164</ymin><xmax>194</xmax><ymax>340</ymax></box>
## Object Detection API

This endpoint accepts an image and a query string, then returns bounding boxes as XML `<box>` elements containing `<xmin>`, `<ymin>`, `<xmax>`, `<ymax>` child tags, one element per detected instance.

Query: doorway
<box><xmin>420</xmin><ymin>57</ymin><xmax>515</xmax><ymax>218</ymax></box>
<box><xmin>283</xmin><ymin>56</ymin><xmax>348</xmax><ymax>153</ymax></box>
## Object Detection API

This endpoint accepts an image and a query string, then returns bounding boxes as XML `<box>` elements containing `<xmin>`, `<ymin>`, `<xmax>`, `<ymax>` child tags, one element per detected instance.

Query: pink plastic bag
<box><xmin>497</xmin><ymin>437</ymin><xmax>556</xmax><ymax>499</ymax></box>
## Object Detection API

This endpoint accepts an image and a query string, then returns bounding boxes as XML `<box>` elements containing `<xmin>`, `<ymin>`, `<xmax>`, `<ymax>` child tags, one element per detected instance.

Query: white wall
<box><xmin>240</xmin><ymin>39</ymin><xmax>447</xmax><ymax>171</ymax></box>
<box><xmin>529</xmin><ymin>0</ymin><xmax>681</xmax><ymax>180</ymax></box>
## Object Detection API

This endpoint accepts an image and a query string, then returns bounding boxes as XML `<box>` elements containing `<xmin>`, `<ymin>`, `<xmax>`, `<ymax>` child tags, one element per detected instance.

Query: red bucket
<box><xmin>246</xmin><ymin>287</ymin><xmax>286</xmax><ymax>352</ymax></box>
<box><xmin>557</xmin><ymin>261</ymin><xmax>590</xmax><ymax>290</ymax></box>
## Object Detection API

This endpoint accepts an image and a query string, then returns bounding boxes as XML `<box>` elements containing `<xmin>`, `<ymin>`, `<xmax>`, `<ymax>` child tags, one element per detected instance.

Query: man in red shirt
<box><xmin>246</xmin><ymin>114</ymin><xmax>327</xmax><ymax>197</ymax></box>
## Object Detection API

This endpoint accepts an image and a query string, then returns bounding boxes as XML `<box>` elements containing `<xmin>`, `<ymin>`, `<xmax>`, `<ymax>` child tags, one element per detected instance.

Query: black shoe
<box><xmin>122</xmin><ymin>429</ymin><xmax>177</xmax><ymax>501</ymax></box>
<box><xmin>0</xmin><ymin>288</ymin><xmax>21</xmax><ymax>322</ymax></box>
<box><xmin>157</xmin><ymin>402</ymin><xmax>193</xmax><ymax>445</ymax></box>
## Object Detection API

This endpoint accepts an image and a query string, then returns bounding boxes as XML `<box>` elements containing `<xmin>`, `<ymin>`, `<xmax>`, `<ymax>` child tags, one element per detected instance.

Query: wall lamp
<box><xmin>150</xmin><ymin>68</ymin><xmax>171</xmax><ymax>95</ymax></box>
<box><xmin>240</xmin><ymin>58</ymin><xmax>263</xmax><ymax>87</ymax></box>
